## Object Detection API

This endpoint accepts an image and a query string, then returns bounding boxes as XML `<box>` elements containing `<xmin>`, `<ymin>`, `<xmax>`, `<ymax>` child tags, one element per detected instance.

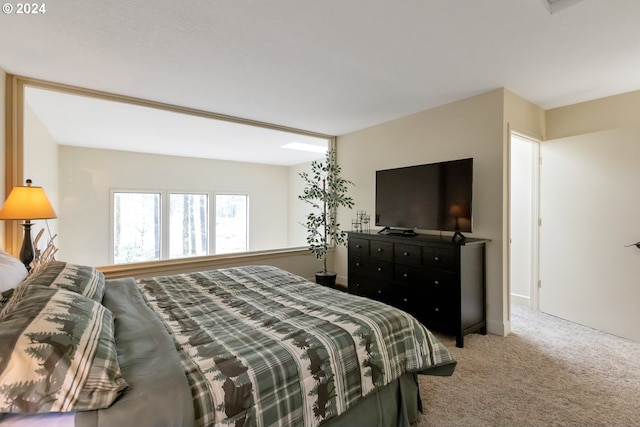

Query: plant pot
<box><xmin>315</xmin><ymin>271</ymin><xmax>337</xmax><ymax>288</ymax></box>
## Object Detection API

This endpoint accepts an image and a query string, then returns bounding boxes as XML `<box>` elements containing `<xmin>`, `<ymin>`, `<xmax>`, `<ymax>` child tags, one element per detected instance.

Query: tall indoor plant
<box><xmin>299</xmin><ymin>149</ymin><xmax>354</xmax><ymax>287</ymax></box>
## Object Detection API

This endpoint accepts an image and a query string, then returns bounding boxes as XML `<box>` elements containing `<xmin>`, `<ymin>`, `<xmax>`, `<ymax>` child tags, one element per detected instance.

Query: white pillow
<box><xmin>0</xmin><ymin>249</ymin><xmax>28</xmax><ymax>293</ymax></box>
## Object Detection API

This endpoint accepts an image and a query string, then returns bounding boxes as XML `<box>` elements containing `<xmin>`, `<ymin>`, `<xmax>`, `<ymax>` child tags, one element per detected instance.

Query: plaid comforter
<box><xmin>137</xmin><ymin>265</ymin><xmax>456</xmax><ymax>427</ymax></box>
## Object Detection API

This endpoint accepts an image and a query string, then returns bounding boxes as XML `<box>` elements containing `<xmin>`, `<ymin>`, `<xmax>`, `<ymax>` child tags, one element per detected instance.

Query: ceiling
<box><xmin>24</xmin><ymin>87</ymin><xmax>330</xmax><ymax>166</ymax></box>
<box><xmin>2</xmin><ymin>0</ymin><xmax>640</xmax><ymax>162</ymax></box>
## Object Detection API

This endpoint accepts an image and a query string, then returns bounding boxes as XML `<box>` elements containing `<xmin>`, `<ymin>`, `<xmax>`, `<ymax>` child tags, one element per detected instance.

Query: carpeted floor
<box><xmin>417</xmin><ymin>305</ymin><xmax>640</xmax><ymax>427</ymax></box>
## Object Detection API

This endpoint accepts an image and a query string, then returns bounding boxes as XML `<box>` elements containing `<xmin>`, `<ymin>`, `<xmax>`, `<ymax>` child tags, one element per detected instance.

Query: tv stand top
<box><xmin>349</xmin><ymin>230</ymin><xmax>489</xmax><ymax>246</ymax></box>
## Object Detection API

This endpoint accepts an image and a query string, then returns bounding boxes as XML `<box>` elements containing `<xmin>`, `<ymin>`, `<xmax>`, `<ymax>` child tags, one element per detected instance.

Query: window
<box><xmin>113</xmin><ymin>191</ymin><xmax>248</xmax><ymax>264</ymax></box>
<box><xmin>170</xmin><ymin>193</ymin><xmax>208</xmax><ymax>258</ymax></box>
<box><xmin>215</xmin><ymin>194</ymin><xmax>248</xmax><ymax>254</ymax></box>
<box><xmin>113</xmin><ymin>192</ymin><xmax>160</xmax><ymax>264</ymax></box>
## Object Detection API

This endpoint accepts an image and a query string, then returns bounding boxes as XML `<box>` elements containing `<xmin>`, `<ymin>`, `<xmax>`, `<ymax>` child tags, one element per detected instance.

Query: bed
<box><xmin>0</xmin><ymin>258</ymin><xmax>456</xmax><ymax>427</ymax></box>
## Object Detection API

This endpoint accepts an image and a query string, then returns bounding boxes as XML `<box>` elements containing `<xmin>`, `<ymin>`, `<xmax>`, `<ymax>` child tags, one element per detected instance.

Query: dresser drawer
<box><xmin>369</xmin><ymin>260</ymin><xmax>393</xmax><ymax>281</ymax></box>
<box><xmin>423</xmin><ymin>246</ymin><xmax>456</xmax><ymax>271</ymax></box>
<box><xmin>348</xmin><ymin>275</ymin><xmax>393</xmax><ymax>302</ymax></box>
<box><xmin>394</xmin><ymin>243</ymin><xmax>422</xmax><ymax>266</ymax></box>
<box><xmin>394</xmin><ymin>264</ymin><xmax>429</xmax><ymax>285</ymax></box>
<box><xmin>348</xmin><ymin>237</ymin><xmax>369</xmax><ymax>256</ymax></box>
<box><xmin>392</xmin><ymin>284</ymin><xmax>422</xmax><ymax>315</ymax></box>
<box><xmin>423</xmin><ymin>270</ymin><xmax>457</xmax><ymax>290</ymax></box>
<box><xmin>370</xmin><ymin>240</ymin><xmax>393</xmax><ymax>261</ymax></box>
<box><xmin>348</xmin><ymin>256</ymin><xmax>369</xmax><ymax>275</ymax></box>
<box><xmin>423</xmin><ymin>290</ymin><xmax>456</xmax><ymax>327</ymax></box>
<box><xmin>348</xmin><ymin>274</ymin><xmax>368</xmax><ymax>296</ymax></box>
<box><xmin>349</xmin><ymin>258</ymin><xmax>393</xmax><ymax>281</ymax></box>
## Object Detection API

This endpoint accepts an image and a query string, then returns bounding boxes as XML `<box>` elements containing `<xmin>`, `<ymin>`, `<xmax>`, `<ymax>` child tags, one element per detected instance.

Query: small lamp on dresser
<box><xmin>0</xmin><ymin>179</ymin><xmax>57</xmax><ymax>271</ymax></box>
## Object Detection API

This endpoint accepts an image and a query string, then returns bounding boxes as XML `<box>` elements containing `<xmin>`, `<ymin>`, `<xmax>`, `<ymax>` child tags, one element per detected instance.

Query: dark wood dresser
<box><xmin>347</xmin><ymin>231</ymin><xmax>488</xmax><ymax>347</ymax></box>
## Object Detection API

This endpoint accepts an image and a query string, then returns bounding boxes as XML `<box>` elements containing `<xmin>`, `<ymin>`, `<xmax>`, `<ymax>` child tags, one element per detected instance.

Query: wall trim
<box><xmin>5</xmin><ymin>73</ymin><xmax>334</xmax><ymax>259</ymax></box>
<box><xmin>99</xmin><ymin>247</ymin><xmax>312</xmax><ymax>279</ymax></box>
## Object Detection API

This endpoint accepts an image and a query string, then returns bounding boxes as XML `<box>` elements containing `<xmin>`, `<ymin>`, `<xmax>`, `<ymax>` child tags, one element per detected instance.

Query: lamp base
<box><xmin>19</xmin><ymin>221</ymin><xmax>34</xmax><ymax>272</ymax></box>
<box><xmin>452</xmin><ymin>231</ymin><xmax>466</xmax><ymax>242</ymax></box>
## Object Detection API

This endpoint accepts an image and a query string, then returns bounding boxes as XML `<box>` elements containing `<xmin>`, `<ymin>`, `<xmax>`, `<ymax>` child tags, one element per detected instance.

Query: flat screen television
<box><xmin>375</xmin><ymin>158</ymin><xmax>473</xmax><ymax>237</ymax></box>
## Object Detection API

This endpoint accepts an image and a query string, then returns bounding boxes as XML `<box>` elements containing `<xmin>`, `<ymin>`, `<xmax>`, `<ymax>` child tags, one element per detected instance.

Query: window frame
<box><xmin>110</xmin><ymin>189</ymin><xmax>163</xmax><ymax>265</ymax></box>
<box><xmin>214</xmin><ymin>192</ymin><xmax>249</xmax><ymax>255</ymax></box>
<box><xmin>168</xmin><ymin>191</ymin><xmax>210</xmax><ymax>260</ymax></box>
<box><xmin>110</xmin><ymin>189</ymin><xmax>249</xmax><ymax>264</ymax></box>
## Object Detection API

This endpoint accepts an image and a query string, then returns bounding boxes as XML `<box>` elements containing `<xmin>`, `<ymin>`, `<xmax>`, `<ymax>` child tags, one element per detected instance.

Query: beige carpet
<box><xmin>418</xmin><ymin>305</ymin><xmax>640</xmax><ymax>427</ymax></box>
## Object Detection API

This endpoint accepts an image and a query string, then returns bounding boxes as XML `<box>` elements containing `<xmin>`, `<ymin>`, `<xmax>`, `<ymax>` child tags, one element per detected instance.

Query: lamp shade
<box><xmin>0</xmin><ymin>183</ymin><xmax>57</xmax><ymax>220</ymax></box>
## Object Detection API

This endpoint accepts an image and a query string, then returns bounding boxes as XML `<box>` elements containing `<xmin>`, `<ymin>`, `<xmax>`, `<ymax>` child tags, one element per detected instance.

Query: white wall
<box><xmin>58</xmin><ymin>146</ymin><xmax>300</xmax><ymax>266</ymax></box>
<box><xmin>540</xmin><ymin>127</ymin><xmax>640</xmax><ymax>342</ymax></box>
<box><xmin>336</xmin><ymin>89</ymin><xmax>507</xmax><ymax>335</ymax></box>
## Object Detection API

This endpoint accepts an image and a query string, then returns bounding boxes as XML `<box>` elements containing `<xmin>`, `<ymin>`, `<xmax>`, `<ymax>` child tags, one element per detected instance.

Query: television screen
<box><xmin>375</xmin><ymin>158</ymin><xmax>473</xmax><ymax>233</ymax></box>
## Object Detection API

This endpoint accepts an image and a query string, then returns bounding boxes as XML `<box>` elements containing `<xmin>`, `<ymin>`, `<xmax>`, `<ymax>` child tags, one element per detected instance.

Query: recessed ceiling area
<box><xmin>25</xmin><ymin>87</ymin><xmax>330</xmax><ymax>166</ymax></box>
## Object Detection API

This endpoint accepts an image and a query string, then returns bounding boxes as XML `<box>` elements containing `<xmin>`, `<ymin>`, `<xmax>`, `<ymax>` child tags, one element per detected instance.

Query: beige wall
<box><xmin>23</xmin><ymin>102</ymin><xmax>59</xmax><ymax>251</ymax></box>
<box><xmin>288</xmin><ymin>161</ymin><xmax>314</xmax><ymax>247</ymax></box>
<box><xmin>546</xmin><ymin>90</ymin><xmax>640</xmax><ymax>139</ymax></box>
<box><xmin>336</xmin><ymin>89</ymin><xmax>509</xmax><ymax>335</ymax></box>
<box><xmin>504</xmin><ymin>89</ymin><xmax>545</xmax><ymax>141</ymax></box>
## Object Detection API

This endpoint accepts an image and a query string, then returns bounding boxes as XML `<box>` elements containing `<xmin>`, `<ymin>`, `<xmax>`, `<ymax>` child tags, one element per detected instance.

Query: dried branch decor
<box><xmin>31</xmin><ymin>228</ymin><xmax>58</xmax><ymax>274</ymax></box>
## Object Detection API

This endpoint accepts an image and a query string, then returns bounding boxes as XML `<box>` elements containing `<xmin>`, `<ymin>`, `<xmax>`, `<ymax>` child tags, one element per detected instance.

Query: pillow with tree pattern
<box><xmin>0</xmin><ymin>284</ymin><xmax>127</xmax><ymax>413</ymax></box>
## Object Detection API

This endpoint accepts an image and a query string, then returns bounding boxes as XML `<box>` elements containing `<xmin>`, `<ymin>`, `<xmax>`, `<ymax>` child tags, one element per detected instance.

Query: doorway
<box><xmin>509</xmin><ymin>132</ymin><xmax>540</xmax><ymax>309</ymax></box>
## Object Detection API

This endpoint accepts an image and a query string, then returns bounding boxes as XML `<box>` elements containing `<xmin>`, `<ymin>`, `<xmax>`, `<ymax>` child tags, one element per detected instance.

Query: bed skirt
<box><xmin>324</xmin><ymin>373</ymin><xmax>421</xmax><ymax>427</ymax></box>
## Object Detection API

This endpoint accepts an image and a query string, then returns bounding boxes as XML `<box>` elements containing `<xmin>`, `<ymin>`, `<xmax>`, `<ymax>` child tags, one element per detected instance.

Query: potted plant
<box><xmin>299</xmin><ymin>149</ymin><xmax>354</xmax><ymax>287</ymax></box>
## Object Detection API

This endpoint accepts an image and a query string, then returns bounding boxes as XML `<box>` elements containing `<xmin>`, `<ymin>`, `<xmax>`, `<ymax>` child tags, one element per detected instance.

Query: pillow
<box><xmin>0</xmin><ymin>249</ymin><xmax>28</xmax><ymax>293</ymax></box>
<box><xmin>0</xmin><ymin>285</ymin><xmax>128</xmax><ymax>413</ymax></box>
<box><xmin>22</xmin><ymin>261</ymin><xmax>105</xmax><ymax>303</ymax></box>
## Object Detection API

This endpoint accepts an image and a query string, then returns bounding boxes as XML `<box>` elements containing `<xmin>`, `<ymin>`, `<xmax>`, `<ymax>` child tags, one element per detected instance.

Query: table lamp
<box><xmin>0</xmin><ymin>179</ymin><xmax>57</xmax><ymax>271</ymax></box>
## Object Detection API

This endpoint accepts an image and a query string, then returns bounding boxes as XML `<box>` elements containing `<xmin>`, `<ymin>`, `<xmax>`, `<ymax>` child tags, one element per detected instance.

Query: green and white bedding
<box><xmin>0</xmin><ymin>263</ymin><xmax>456</xmax><ymax>427</ymax></box>
<box><xmin>137</xmin><ymin>265</ymin><xmax>456</xmax><ymax>427</ymax></box>
<box><xmin>21</xmin><ymin>261</ymin><xmax>106</xmax><ymax>302</ymax></box>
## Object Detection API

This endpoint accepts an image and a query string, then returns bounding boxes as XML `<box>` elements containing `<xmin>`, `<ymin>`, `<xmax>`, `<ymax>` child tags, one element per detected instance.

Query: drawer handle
<box><xmin>377</xmin><ymin>267</ymin><xmax>383</xmax><ymax>272</ymax></box>
<box><xmin>356</xmin><ymin>244</ymin><xmax>361</xmax><ymax>248</ymax></box>
<box><xmin>403</xmin><ymin>252</ymin><xmax>409</xmax><ymax>256</ymax></box>
<box><xmin>355</xmin><ymin>283</ymin><xmax>360</xmax><ymax>287</ymax></box>
<box><xmin>403</xmin><ymin>273</ymin><xmax>408</xmax><ymax>278</ymax></box>
<box><xmin>434</xmin><ymin>280</ymin><xmax>439</xmax><ymax>285</ymax></box>
<box><xmin>434</xmin><ymin>256</ymin><xmax>440</xmax><ymax>261</ymax></box>
<box><xmin>434</xmin><ymin>307</ymin><xmax>440</xmax><ymax>312</ymax></box>
<box><xmin>403</xmin><ymin>298</ymin><xmax>408</xmax><ymax>302</ymax></box>
<box><xmin>377</xmin><ymin>248</ymin><xmax>383</xmax><ymax>252</ymax></box>
<box><xmin>377</xmin><ymin>290</ymin><xmax>382</xmax><ymax>294</ymax></box>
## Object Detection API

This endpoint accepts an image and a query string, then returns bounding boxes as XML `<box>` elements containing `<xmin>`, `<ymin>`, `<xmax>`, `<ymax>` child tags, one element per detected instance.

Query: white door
<box><xmin>538</xmin><ymin>128</ymin><xmax>640</xmax><ymax>342</ymax></box>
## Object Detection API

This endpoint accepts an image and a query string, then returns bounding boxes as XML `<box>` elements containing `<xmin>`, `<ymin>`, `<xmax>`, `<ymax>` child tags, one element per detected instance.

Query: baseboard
<box><xmin>511</xmin><ymin>293</ymin><xmax>530</xmax><ymax>307</ymax></box>
<box><xmin>487</xmin><ymin>317</ymin><xmax>511</xmax><ymax>337</ymax></box>
<box><xmin>337</xmin><ymin>274</ymin><xmax>348</xmax><ymax>287</ymax></box>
